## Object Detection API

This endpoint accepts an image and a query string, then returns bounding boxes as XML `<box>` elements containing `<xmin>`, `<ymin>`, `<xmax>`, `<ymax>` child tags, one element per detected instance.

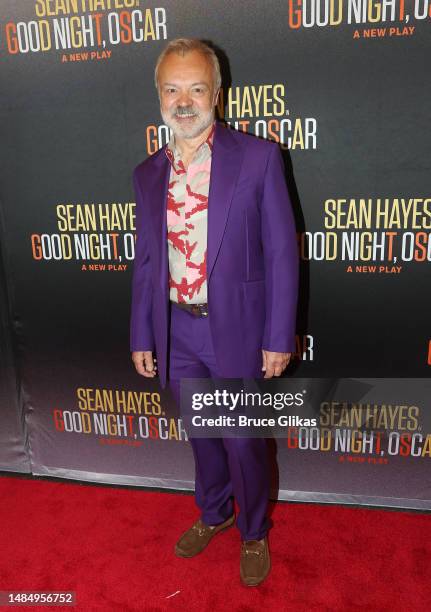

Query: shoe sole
<box><xmin>174</xmin><ymin>517</ymin><xmax>235</xmax><ymax>558</ymax></box>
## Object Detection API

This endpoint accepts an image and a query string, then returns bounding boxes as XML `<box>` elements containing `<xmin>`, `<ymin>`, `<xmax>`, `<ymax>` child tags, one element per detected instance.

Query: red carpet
<box><xmin>0</xmin><ymin>475</ymin><xmax>430</xmax><ymax>611</ymax></box>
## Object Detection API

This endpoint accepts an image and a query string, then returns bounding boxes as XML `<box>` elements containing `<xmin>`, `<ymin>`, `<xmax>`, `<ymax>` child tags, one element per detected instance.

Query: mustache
<box><xmin>173</xmin><ymin>106</ymin><xmax>199</xmax><ymax>117</ymax></box>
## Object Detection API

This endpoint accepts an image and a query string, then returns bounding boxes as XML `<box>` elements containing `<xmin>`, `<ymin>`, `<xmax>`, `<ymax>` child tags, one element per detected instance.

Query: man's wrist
<box><xmin>262</xmin><ymin>346</ymin><xmax>293</xmax><ymax>354</ymax></box>
<box><xmin>131</xmin><ymin>347</ymin><xmax>155</xmax><ymax>353</ymax></box>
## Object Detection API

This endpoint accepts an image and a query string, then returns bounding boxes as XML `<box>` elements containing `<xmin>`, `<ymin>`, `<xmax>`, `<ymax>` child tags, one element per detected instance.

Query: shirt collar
<box><xmin>165</xmin><ymin>120</ymin><xmax>216</xmax><ymax>171</ymax></box>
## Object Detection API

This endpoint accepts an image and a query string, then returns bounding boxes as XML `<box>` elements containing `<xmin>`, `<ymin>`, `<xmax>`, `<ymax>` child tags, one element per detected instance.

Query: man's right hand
<box><xmin>132</xmin><ymin>351</ymin><xmax>157</xmax><ymax>378</ymax></box>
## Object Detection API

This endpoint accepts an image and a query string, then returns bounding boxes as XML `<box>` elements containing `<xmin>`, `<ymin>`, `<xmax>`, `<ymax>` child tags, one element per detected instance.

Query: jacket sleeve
<box><xmin>130</xmin><ymin>166</ymin><xmax>155</xmax><ymax>352</ymax></box>
<box><xmin>260</xmin><ymin>144</ymin><xmax>299</xmax><ymax>353</ymax></box>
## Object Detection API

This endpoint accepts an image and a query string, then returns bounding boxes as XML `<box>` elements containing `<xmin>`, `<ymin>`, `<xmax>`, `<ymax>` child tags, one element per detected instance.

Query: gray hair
<box><xmin>154</xmin><ymin>38</ymin><xmax>222</xmax><ymax>92</ymax></box>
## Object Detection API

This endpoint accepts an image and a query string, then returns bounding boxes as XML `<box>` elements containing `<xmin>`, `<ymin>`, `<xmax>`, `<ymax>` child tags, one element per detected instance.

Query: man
<box><xmin>130</xmin><ymin>38</ymin><xmax>298</xmax><ymax>586</ymax></box>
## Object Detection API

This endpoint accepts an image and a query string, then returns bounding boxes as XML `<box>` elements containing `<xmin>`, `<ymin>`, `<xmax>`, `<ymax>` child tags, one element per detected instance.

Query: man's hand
<box><xmin>132</xmin><ymin>351</ymin><xmax>157</xmax><ymax>378</ymax></box>
<box><xmin>262</xmin><ymin>349</ymin><xmax>291</xmax><ymax>378</ymax></box>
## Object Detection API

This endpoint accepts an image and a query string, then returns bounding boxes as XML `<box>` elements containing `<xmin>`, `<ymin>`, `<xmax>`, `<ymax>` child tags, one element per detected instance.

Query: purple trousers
<box><xmin>168</xmin><ymin>301</ymin><xmax>270</xmax><ymax>541</ymax></box>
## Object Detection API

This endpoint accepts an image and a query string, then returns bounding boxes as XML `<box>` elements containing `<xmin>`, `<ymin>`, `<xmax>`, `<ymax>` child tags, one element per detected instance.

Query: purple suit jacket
<box><xmin>130</xmin><ymin>120</ymin><xmax>299</xmax><ymax>388</ymax></box>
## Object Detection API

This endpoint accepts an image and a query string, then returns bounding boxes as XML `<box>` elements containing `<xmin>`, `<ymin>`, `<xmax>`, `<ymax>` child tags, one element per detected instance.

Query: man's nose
<box><xmin>177</xmin><ymin>91</ymin><xmax>192</xmax><ymax>106</ymax></box>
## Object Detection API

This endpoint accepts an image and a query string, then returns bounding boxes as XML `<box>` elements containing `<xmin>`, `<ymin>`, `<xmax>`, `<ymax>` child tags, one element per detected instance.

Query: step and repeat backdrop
<box><xmin>0</xmin><ymin>1</ymin><xmax>430</xmax><ymax>509</ymax></box>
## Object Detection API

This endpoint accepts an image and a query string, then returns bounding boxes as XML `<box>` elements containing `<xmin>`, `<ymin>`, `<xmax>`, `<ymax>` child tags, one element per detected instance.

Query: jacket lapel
<box><xmin>207</xmin><ymin>121</ymin><xmax>243</xmax><ymax>283</ymax></box>
<box><xmin>147</xmin><ymin>148</ymin><xmax>170</xmax><ymax>291</ymax></box>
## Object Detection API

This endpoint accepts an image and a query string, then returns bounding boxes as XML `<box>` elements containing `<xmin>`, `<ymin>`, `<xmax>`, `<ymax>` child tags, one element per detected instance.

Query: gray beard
<box><xmin>161</xmin><ymin>107</ymin><xmax>215</xmax><ymax>140</ymax></box>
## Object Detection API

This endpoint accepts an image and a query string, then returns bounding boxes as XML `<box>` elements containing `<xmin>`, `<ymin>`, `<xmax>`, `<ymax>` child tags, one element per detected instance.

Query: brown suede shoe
<box><xmin>175</xmin><ymin>514</ymin><xmax>235</xmax><ymax>558</ymax></box>
<box><xmin>240</xmin><ymin>537</ymin><xmax>271</xmax><ymax>586</ymax></box>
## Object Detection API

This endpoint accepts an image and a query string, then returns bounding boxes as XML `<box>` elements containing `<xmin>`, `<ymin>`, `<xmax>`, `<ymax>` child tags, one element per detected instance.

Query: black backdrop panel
<box><xmin>0</xmin><ymin>1</ymin><xmax>430</xmax><ymax>506</ymax></box>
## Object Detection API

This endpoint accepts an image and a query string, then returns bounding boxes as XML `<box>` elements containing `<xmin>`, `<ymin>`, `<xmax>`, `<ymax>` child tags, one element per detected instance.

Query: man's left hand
<box><xmin>261</xmin><ymin>350</ymin><xmax>291</xmax><ymax>378</ymax></box>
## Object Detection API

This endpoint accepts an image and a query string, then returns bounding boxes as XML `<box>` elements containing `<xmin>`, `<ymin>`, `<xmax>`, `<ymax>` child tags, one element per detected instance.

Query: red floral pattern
<box><xmin>165</xmin><ymin>122</ymin><xmax>215</xmax><ymax>303</ymax></box>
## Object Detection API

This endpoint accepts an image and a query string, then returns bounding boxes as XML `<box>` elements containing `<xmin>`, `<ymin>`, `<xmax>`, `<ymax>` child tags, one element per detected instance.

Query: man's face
<box><xmin>158</xmin><ymin>50</ymin><xmax>219</xmax><ymax>140</ymax></box>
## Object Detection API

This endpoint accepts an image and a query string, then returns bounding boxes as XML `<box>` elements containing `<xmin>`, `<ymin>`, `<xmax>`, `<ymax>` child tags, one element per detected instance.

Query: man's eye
<box><xmin>193</xmin><ymin>88</ymin><xmax>204</xmax><ymax>94</ymax></box>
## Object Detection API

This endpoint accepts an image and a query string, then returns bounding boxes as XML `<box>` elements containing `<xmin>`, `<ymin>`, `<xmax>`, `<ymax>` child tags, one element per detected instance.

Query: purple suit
<box><xmin>130</xmin><ymin>120</ymin><xmax>298</xmax><ymax>385</ymax></box>
<box><xmin>130</xmin><ymin>120</ymin><xmax>298</xmax><ymax>540</ymax></box>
